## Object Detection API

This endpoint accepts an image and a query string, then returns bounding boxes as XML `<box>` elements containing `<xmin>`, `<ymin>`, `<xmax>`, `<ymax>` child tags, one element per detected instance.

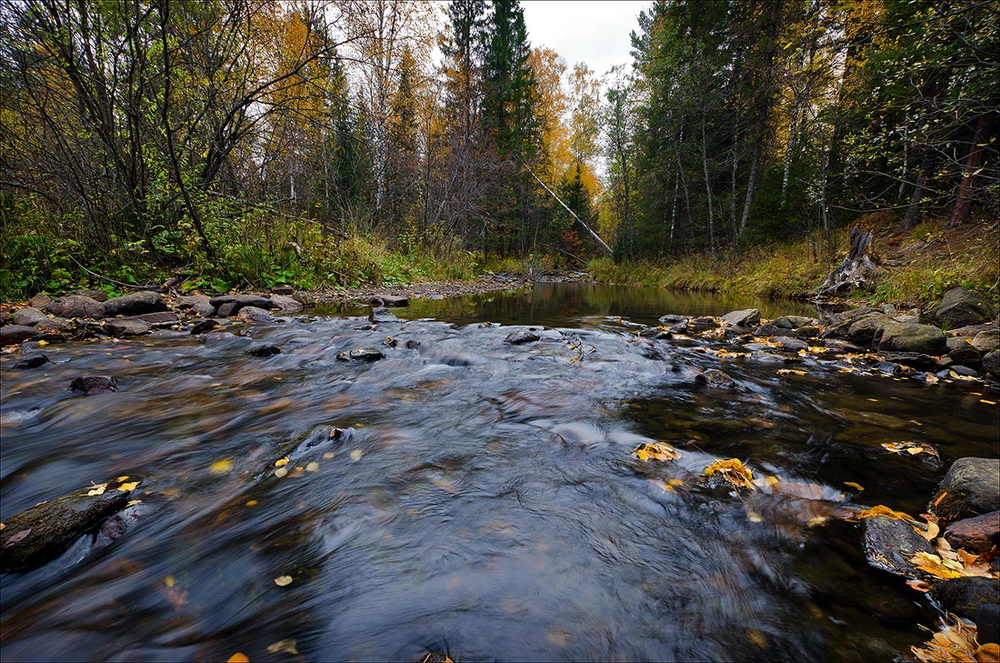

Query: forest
<box><xmin>0</xmin><ymin>0</ymin><xmax>997</xmax><ymax>299</ymax></box>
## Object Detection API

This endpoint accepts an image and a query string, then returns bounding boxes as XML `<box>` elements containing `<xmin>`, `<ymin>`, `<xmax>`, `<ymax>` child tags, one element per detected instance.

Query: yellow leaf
<box><xmin>245</xmin><ymin>500</ymin><xmax>258</xmax><ymax>506</ymax></box>
<box><xmin>305</xmin><ymin>461</ymin><xmax>319</xmax><ymax>472</ymax></box>
<box><xmin>275</xmin><ymin>457</ymin><xmax>289</xmax><ymax>467</ymax></box>
<box><xmin>227</xmin><ymin>654</ymin><xmax>250</xmax><ymax>663</ymax></box>
<box><xmin>267</xmin><ymin>639</ymin><xmax>299</xmax><ymax>655</ymax></box>
<box><xmin>881</xmin><ymin>441</ymin><xmax>939</xmax><ymax>459</ymax></box>
<box><xmin>776</xmin><ymin>369</ymin><xmax>806</xmax><ymax>376</ymax></box>
<box><xmin>116</xmin><ymin>476</ymin><xmax>130</xmax><ymax>482</ymax></box>
<box><xmin>165</xmin><ymin>575</ymin><xmax>175</xmax><ymax>588</ymax></box>
<box><xmin>273</xmin><ymin>575</ymin><xmax>293</xmax><ymax>587</ymax></box>
<box><xmin>911</xmin><ymin>552</ymin><xmax>964</xmax><ymax>579</ymax></box>
<box><xmin>844</xmin><ymin>481</ymin><xmax>865</xmax><ymax>491</ymax></box>
<box><xmin>981</xmin><ymin>399</ymin><xmax>997</xmax><ymax>405</ymax></box>
<box><xmin>118</xmin><ymin>481</ymin><xmax>140</xmax><ymax>492</ymax></box>
<box><xmin>703</xmin><ymin>458</ymin><xmax>755</xmax><ymax>491</ymax></box>
<box><xmin>915</xmin><ymin>519</ymin><xmax>940</xmax><ymax>542</ymax></box>
<box><xmin>633</xmin><ymin>442</ymin><xmax>680</xmax><ymax>462</ymax></box>
<box><xmin>852</xmin><ymin>505</ymin><xmax>915</xmax><ymax>522</ymax></box>
<box><xmin>87</xmin><ymin>483</ymin><xmax>108</xmax><ymax>496</ymax></box>
<box><xmin>209</xmin><ymin>460</ymin><xmax>234</xmax><ymax>474</ymax></box>
<box><xmin>37</xmin><ymin>340</ymin><xmax>48</xmax><ymax>346</ymax></box>
<box><xmin>274</xmin><ymin>467</ymin><xmax>288</xmax><ymax>478</ymax></box>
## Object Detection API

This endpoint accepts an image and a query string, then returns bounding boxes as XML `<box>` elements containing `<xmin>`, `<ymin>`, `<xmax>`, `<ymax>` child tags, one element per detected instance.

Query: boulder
<box><xmin>983</xmin><ymin>351</ymin><xmax>1000</xmax><ymax>379</ymax></box>
<box><xmin>928</xmin><ymin>577</ymin><xmax>1000</xmax><ymax>621</ymax></box>
<box><xmin>70</xmin><ymin>288</ymin><xmax>108</xmax><ymax>302</ymax></box>
<box><xmin>103</xmin><ymin>291</ymin><xmax>166</xmax><ymax>317</ymax></box>
<box><xmin>104</xmin><ymin>318</ymin><xmax>152</xmax><ymax>337</ymax></box>
<box><xmin>190</xmin><ymin>319</ymin><xmax>220</xmax><ymax>335</ymax></box>
<box><xmin>695</xmin><ymin>368</ymin><xmax>737</xmax><ymax>389</ymax></box>
<box><xmin>0</xmin><ymin>475</ymin><xmax>141</xmax><ymax>571</ymax></box>
<box><xmin>268</xmin><ymin>295</ymin><xmax>303</xmax><ymax>312</ymax></box>
<box><xmin>877</xmin><ymin>322</ymin><xmax>947</xmax><ymax>355</ymax></box>
<box><xmin>247</xmin><ymin>344</ymin><xmax>282</xmax><ymax>357</ymax></box>
<box><xmin>879</xmin><ymin>352</ymin><xmax>936</xmax><ymax>371</ymax></box>
<box><xmin>504</xmin><ymin>330</ymin><xmax>540</xmax><ymax>345</ymax></box>
<box><xmin>945</xmin><ymin>510</ymin><xmax>999</xmax><ymax>554</ymax></box>
<box><xmin>336</xmin><ymin>347</ymin><xmax>385</xmax><ymax>362</ymax></box>
<box><xmin>949</xmin><ymin>323</ymin><xmax>993</xmax><ymax>338</ymax></box>
<box><xmin>29</xmin><ymin>293</ymin><xmax>52</xmax><ymax>309</ymax></box>
<box><xmin>70</xmin><ymin>376</ymin><xmax>119</xmax><ymax>394</ymax></box>
<box><xmin>14</xmin><ymin>354</ymin><xmax>50</xmax><ymax>369</ymax></box>
<box><xmin>754</xmin><ymin>323</ymin><xmax>795</xmax><ymax>338</ymax></box>
<box><xmin>721</xmin><ymin>309</ymin><xmax>760</xmax><ymax>328</ymax></box>
<box><xmin>863</xmin><ymin>516</ymin><xmax>936</xmax><ymax>577</ymax></box>
<box><xmin>658</xmin><ymin>314</ymin><xmax>688</xmax><ymax>325</ymax></box>
<box><xmin>238</xmin><ymin>306</ymin><xmax>279</xmax><ymax>324</ymax></box>
<box><xmin>208</xmin><ymin>294</ymin><xmax>277</xmax><ymax>315</ymax></box>
<box><xmin>930</xmin><ymin>457</ymin><xmax>1000</xmax><ymax>521</ymax></box>
<box><xmin>948</xmin><ymin>365</ymin><xmax>979</xmax><ymax>377</ymax></box>
<box><xmin>13</xmin><ymin>307</ymin><xmax>50</xmax><ymax>327</ymax></box>
<box><xmin>368</xmin><ymin>307</ymin><xmax>400</xmax><ymax>324</ymax></box>
<box><xmin>370</xmin><ymin>294</ymin><xmax>409</xmax><ymax>307</ymax></box>
<box><xmin>932</xmin><ymin>287</ymin><xmax>997</xmax><ymax>329</ymax></box>
<box><xmin>975</xmin><ymin>604</ymin><xmax>1000</xmax><ymax>645</ymax></box>
<box><xmin>946</xmin><ymin>336</ymin><xmax>982</xmax><ymax>368</ymax></box>
<box><xmin>134</xmin><ymin>311</ymin><xmax>180</xmax><ymax>325</ymax></box>
<box><xmin>773</xmin><ymin>315</ymin><xmax>814</xmax><ymax>329</ymax></box>
<box><xmin>844</xmin><ymin>314</ymin><xmax>895</xmax><ymax>346</ymax></box>
<box><xmin>972</xmin><ymin>328</ymin><xmax>999</xmax><ymax>353</ymax></box>
<box><xmin>46</xmin><ymin>295</ymin><xmax>104</xmax><ymax>319</ymax></box>
<box><xmin>271</xmin><ymin>285</ymin><xmax>294</xmax><ymax>295</ymax></box>
<box><xmin>795</xmin><ymin>325</ymin><xmax>820</xmax><ymax>339</ymax></box>
<box><xmin>291</xmin><ymin>291</ymin><xmax>317</xmax><ymax>307</ymax></box>
<box><xmin>216</xmin><ymin>302</ymin><xmax>239</xmax><ymax>317</ymax></box>
<box><xmin>34</xmin><ymin>317</ymin><xmax>71</xmax><ymax>331</ymax></box>
<box><xmin>774</xmin><ymin>337</ymin><xmax>809</xmax><ymax>352</ymax></box>
<box><xmin>175</xmin><ymin>295</ymin><xmax>215</xmax><ymax>317</ymax></box>
<box><xmin>688</xmin><ymin>317</ymin><xmax>718</xmax><ymax>332</ymax></box>
<box><xmin>0</xmin><ymin>325</ymin><xmax>41</xmax><ymax>345</ymax></box>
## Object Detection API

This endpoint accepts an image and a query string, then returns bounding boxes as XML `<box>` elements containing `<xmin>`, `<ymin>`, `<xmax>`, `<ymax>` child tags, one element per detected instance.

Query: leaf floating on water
<box><xmin>844</xmin><ymin>481</ymin><xmax>865</xmax><ymax>491</ymax></box>
<box><xmin>267</xmin><ymin>639</ymin><xmax>299</xmax><ymax>655</ymax></box>
<box><xmin>703</xmin><ymin>458</ymin><xmax>755</xmax><ymax>491</ymax></box>
<box><xmin>907</xmin><ymin>578</ymin><xmax>932</xmax><ymax>592</ymax></box>
<box><xmin>775</xmin><ymin>369</ymin><xmax>806</xmax><ymax>376</ymax></box>
<box><xmin>633</xmin><ymin>442</ymin><xmax>680</xmax><ymax>462</ymax></box>
<box><xmin>274</xmin><ymin>467</ymin><xmax>289</xmax><ymax>478</ymax></box>
<box><xmin>329</xmin><ymin>427</ymin><xmax>347</xmax><ymax>439</ymax></box>
<box><xmin>87</xmin><ymin>483</ymin><xmax>108</xmax><ymax>496</ymax></box>
<box><xmin>275</xmin><ymin>457</ymin><xmax>289</xmax><ymax>467</ymax></box>
<box><xmin>349</xmin><ymin>449</ymin><xmax>364</xmax><ymax>462</ymax></box>
<box><xmin>118</xmin><ymin>481</ymin><xmax>140</xmax><ymax>492</ymax></box>
<box><xmin>850</xmin><ymin>504</ymin><xmax>915</xmax><ymax>522</ymax></box>
<box><xmin>273</xmin><ymin>575</ymin><xmax>293</xmax><ymax>587</ymax></box>
<box><xmin>305</xmin><ymin>461</ymin><xmax>319</xmax><ymax>472</ymax></box>
<box><xmin>209</xmin><ymin>459</ymin><xmax>234</xmax><ymax>474</ymax></box>
<box><xmin>227</xmin><ymin>654</ymin><xmax>250</xmax><ymax>663</ymax></box>
<box><xmin>881</xmin><ymin>441</ymin><xmax>940</xmax><ymax>459</ymax></box>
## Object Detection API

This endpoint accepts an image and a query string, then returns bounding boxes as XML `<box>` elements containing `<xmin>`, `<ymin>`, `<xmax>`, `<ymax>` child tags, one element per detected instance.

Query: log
<box><xmin>816</xmin><ymin>225</ymin><xmax>884</xmax><ymax>298</ymax></box>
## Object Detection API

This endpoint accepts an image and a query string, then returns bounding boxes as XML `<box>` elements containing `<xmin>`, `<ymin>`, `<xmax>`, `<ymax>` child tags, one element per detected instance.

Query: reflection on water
<box><xmin>0</xmin><ymin>284</ymin><xmax>995</xmax><ymax>662</ymax></box>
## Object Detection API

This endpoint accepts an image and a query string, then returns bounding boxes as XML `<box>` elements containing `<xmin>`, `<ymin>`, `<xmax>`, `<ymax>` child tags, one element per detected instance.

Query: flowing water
<box><xmin>1</xmin><ymin>283</ymin><xmax>996</xmax><ymax>662</ymax></box>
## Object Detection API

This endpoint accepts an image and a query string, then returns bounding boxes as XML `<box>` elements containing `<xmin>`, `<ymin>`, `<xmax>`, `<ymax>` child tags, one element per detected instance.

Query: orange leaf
<box><xmin>227</xmin><ymin>655</ymin><xmax>250</xmax><ymax>663</ymax></box>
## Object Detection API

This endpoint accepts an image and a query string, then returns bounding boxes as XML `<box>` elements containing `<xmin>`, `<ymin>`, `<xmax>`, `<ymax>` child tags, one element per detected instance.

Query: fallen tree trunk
<box><xmin>816</xmin><ymin>225</ymin><xmax>884</xmax><ymax>298</ymax></box>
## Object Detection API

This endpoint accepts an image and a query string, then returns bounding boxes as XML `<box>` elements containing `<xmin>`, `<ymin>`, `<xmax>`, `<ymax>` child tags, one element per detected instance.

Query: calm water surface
<box><xmin>1</xmin><ymin>283</ymin><xmax>996</xmax><ymax>662</ymax></box>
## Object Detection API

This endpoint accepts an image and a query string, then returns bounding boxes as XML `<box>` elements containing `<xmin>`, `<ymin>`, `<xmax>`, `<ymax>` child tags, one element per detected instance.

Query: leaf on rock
<box><xmin>911</xmin><ymin>552</ymin><xmax>965</xmax><ymax>579</ymax></box>
<box><xmin>703</xmin><ymin>458</ymin><xmax>755</xmax><ymax>491</ymax></box>
<box><xmin>850</xmin><ymin>505</ymin><xmax>915</xmax><ymax>522</ymax></box>
<box><xmin>118</xmin><ymin>481</ymin><xmax>140</xmax><ymax>492</ymax></box>
<box><xmin>275</xmin><ymin>457</ymin><xmax>289</xmax><ymax>467</ymax></box>
<box><xmin>881</xmin><ymin>441</ymin><xmax>940</xmax><ymax>459</ymax></box>
<box><xmin>633</xmin><ymin>442</ymin><xmax>680</xmax><ymax>462</ymax></box>
<box><xmin>87</xmin><ymin>483</ymin><xmax>108</xmax><ymax>496</ymax></box>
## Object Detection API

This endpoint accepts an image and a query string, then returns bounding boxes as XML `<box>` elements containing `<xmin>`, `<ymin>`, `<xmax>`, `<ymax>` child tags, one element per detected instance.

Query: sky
<box><xmin>521</xmin><ymin>1</ymin><xmax>650</xmax><ymax>77</ymax></box>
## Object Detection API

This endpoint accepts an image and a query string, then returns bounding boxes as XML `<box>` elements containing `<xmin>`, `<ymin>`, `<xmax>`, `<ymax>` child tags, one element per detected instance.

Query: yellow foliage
<box><xmin>633</xmin><ymin>442</ymin><xmax>680</xmax><ymax>462</ymax></box>
<box><xmin>703</xmin><ymin>458</ymin><xmax>755</xmax><ymax>491</ymax></box>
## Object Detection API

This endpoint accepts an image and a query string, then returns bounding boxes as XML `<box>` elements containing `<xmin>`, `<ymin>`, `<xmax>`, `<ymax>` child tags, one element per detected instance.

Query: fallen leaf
<box><xmin>275</xmin><ymin>457</ymin><xmax>289</xmax><ymax>467</ymax></box>
<box><xmin>349</xmin><ymin>449</ymin><xmax>364</xmax><ymax>462</ymax></box>
<box><xmin>776</xmin><ymin>369</ymin><xmax>806</xmax><ymax>376</ymax></box>
<box><xmin>273</xmin><ymin>575</ymin><xmax>293</xmax><ymax>587</ymax></box>
<box><xmin>850</xmin><ymin>504</ymin><xmax>915</xmax><ymax>522</ymax></box>
<box><xmin>305</xmin><ymin>461</ymin><xmax>319</xmax><ymax>472</ymax></box>
<box><xmin>911</xmin><ymin>552</ymin><xmax>964</xmax><ymax>579</ymax></box>
<box><xmin>981</xmin><ymin>400</ymin><xmax>997</xmax><ymax>405</ymax></box>
<box><xmin>267</xmin><ymin>639</ymin><xmax>299</xmax><ymax>655</ymax></box>
<box><xmin>118</xmin><ymin>481</ymin><xmax>140</xmax><ymax>492</ymax></box>
<box><xmin>274</xmin><ymin>467</ymin><xmax>288</xmax><ymax>478</ymax></box>
<box><xmin>633</xmin><ymin>442</ymin><xmax>680</xmax><ymax>462</ymax></box>
<box><xmin>209</xmin><ymin>460</ymin><xmax>234</xmax><ymax>474</ymax></box>
<box><xmin>844</xmin><ymin>481</ymin><xmax>865</xmax><ymax>491</ymax></box>
<box><xmin>915</xmin><ymin>517</ymin><xmax>940</xmax><ymax>542</ymax></box>
<box><xmin>227</xmin><ymin>654</ymin><xmax>250</xmax><ymax>663</ymax></box>
<box><xmin>87</xmin><ymin>483</ymin><xmax>108</xmax><ymax>496</ymax></box>
<box><xmin>881</xmin><ymin>441</ymin><xmax>940</xmax><ymax>459</ymax></box>
<box><xmin>329</xmin><ymin>427</ymin><xmax>346</xmax><ymax>439</ymax></box>
<box><xmin>912</xmin><ymin>613</ymin><xmax>985</xmax><ymax>662</ymax></box>
<box><xmin>5</xmin><ymin>529</ymin><xmax>31</xmax><ymax>546</ymax></box>
<box><xmin>246</xmin><ymin>500</ymin><xmax>258</xmax><ymax>506</ymax></box>
<box><xmin>703</xmin><ymin>458</ymin><xmax>755</xmax><ymax>491</ymax></box>
<box><xmin>907</xmin><ymin>579</ymin><xmax>932</xmax><ymax>592</ymax></box>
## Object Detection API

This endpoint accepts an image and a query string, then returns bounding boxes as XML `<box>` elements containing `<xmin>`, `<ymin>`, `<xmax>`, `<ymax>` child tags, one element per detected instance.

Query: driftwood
<box><xmin>816</xmin><ymin>225</ymin><xmax>884</xmax><ymax>298</ymax></box>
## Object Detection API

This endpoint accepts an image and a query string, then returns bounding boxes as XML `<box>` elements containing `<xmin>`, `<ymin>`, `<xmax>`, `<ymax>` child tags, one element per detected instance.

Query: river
<box><xmin>1</xmin><ymin>282</ymin><xmax>996</xmax><ymax>662</ymax></box>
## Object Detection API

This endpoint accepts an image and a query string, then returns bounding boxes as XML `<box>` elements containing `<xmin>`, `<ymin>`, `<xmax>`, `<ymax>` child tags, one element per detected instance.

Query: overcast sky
<box><xmin>521</xmin><ymin>1</ymin><xmax>650</xmax><ymax>77</ymax></box>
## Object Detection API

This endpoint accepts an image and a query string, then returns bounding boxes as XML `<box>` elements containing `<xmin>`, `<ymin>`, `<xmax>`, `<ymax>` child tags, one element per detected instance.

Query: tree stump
<box><xmin>816</xmin><ymin>225</ymin><xmax>884</xmax><ymax>298</ymax></box>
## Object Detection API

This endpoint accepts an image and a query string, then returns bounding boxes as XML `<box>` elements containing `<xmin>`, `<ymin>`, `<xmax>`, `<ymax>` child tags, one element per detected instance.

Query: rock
<box><xmin>35</xmin><ymin>317</ymin><xmax>71</xmax><ymax>331</ymax></box>
<box><xmin>945</xmin><ymin>510</ymin><xmax>999</xmax><ymax>554</ymax></box>
<box><xmin>935</xmin><ymin>356</ymin><xmax>955</xmax><ymax>370</ymax></box>
<box><xmin>70</xmin><ymin>376</ymin><xmax>119</xmax><ymax>394</ymax></box>
<box><xmin>103</xmin><ymin>291</ymin><xmax>167</xmax><ymax>317</ymax></box>
<box><xmin>0</xmin><ymin>475</ymin><xmax>141</xmax><ymax>571</ymax></box>
<box><xmin>46</xmin><ymin>295</ymin><xmax>104</xmax><ymax>319</ymax></box>
<box><xmin>134</xmin><ymin>311</ymin><xmax>180</xmax><ymax>325</ymax></box>
<box><xmin>930</xmin><ymin>457</ymin><xmax>1000</xmax><ymax>521</ymax></box>
<box><xmin>208</xmin><ymin>294</ymin><xmax>277</xmax><ymax>315</ymax></box>
<box><xmin>238</xmin><ymin>306</ymin><xmax>279</xmax><ymax>324</ymax></box>
<box><xmin>13</xmin><ymin>307</ymin><xmax>50</xmax><ymax>327</ymax></box>
<box><xmin>0</xmin><ymin>325</ymin><xmax>41</xmax><ymax>345</ymax></box>
<box><xmin>721</xmin><ymin>309</ymin><xmax>760</xmax><ymax>327</ymax></box>
<box><xmin>773</xmin><ymin>315</ymin><xmax>813</xmax><ymax>329</ymax></box>
<box><xmin>695</xmin><ymin>368</ymin><xmax>737</xmax><ymax>389</ymax></box>
<box><xmin>247</xmin><ymin>344</ymin><xmax>282</xmax><ymax>357</ymax></box>
<box><xmin>688</xmin><ymin>317</ymin><xmax>718</xmax><ymax>331</ymax></box>
<box><xmin>932</xmin><ymin>287</ymin><xmax>997</xmax><ymax>329</ymax></box>
<box><xmin>336</xmin><ymin>347</ymin><xmax>385</xmax><ymax>362</ymax></box>
<box><xmin>863</xmin><ymin>516</ymin><xmax>936</xmax><ymax>577</ymax></box>
<box><xmin>983</xmin><ymin>351</ymin><xmax>1000</xmax><ymax>378</ymax></box>
<box><xmin>949</xmin><ymin>323</ymin><xmax>993</xmax><ymax>338</ymax></box>
<box><xmin>370</xmin><ymin>294</ymin><xmax>409</xmax><ymax>307</ymax></box>
<box><xmin>190</xmin><ymin>319</ymin><xmax>219</xmax><ymax>335</ymax></box>
<box><xmin>71</xmin><ymin>288</ymin><xmax>108</xmax><ymax>302</ymax></box>
<box><xmin>176</xmin><ymin>295</ymin><xmax>215</xmax><ymax>317</ymax></box>
<box><xmin>822</xmin><ymin>310</ymin><xmax>883</xmax><ymax>340</ymax></box>
<box><xmin>104</xmin><ymin>318</ymin><xmax>152</xmax><ymax>337</ymax></box>
<box><xmin>774</xmin><ymin>337</ymin><xmax>809</xmax><ymax>351</ymax></box>
<box><xmin>268</xmin><ymin>295</ymin><xmax>303</xmax><ymax>312</ymax></box>
<box><xmin>879</xmin><ymin>352</ymin><xmax>936</xmax><ymax>371</ymax></box>
<box><xmin>946</xmin><ymin>336</ymin><xmax>982</xmax><ymax>367</ymax></box>
<box><xmin>972</xmin><ymin>328</ymin><xmax>999</xmax><ymax>353</ymax></box>
<box><xmin>928</xmin><ymin>577</ymin><xmax>1000</xmax><ymax>621</ymax></box>
<box><xmin>14</xmin><ymin>354</ymin><xmax>50</xmax><ymax>369</ymax></box>
<box><xmin>504</xmin><ymin>329</ymin><xmax>540</xmax><ymax>345</ymax></box>
<box><xmin>754</xmin><ymin>323</ymin><xmax>795</xmax><ymax>338</ymax></box>
<box><xmin>271</xmin><ymin>285</ymin><xmax>294</xmax><ymax>295</ymax></box>
<box><xmin>658</xmin><ymin>314</ymin><xmax>687</xmax><ymax>324</ymax></box>
<box><xmin>29</xmin><ymin>293</ymin><xmax>52</xmax><ymax>308</ymax></box>
<box><xmin>291</xmin><ymin>291</ymin><xmax>316</xmax><ymax>307</ymax></box>
<box><xmin>795</xmin><ymin>325</ymin><xmax>820</xmax><ymax>339</ymax></box>
<box><xmin>949</xmin><ymin>365</ymin><xmax>980</xmax><ymax>377</ymax></box>
<box><xmin>366</xmin><ymin>307</ymin><xmax>399</xmax><ymax>324</ymax></box>
<box><xmin>845</xmin><ymin>314</ymin><xmax>895</xmax><ymax>346</ymax></box>
<box><xmin>639</xmin><ymin>327</ymin><xmax>672</xmax><ymax>340</ymax></box>
<box><xmin>975</xmin><ymin>604</ymin><xmax>1000</xmax><ymax>645</ymax></box>
<box><xmin>878</xmin><ymin>322</ymin><xmax>947</xmax><ymax>355</ymax></box>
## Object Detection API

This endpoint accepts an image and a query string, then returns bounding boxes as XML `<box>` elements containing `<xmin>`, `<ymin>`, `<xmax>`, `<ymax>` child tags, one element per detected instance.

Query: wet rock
<box><xmin>879</xmin><ymin>352</ymin><xmax>936</xmax><ymax>371</ymax></box>
<box><xmin>935</xmin><ymin>356</ymin><xmax>954</xmax><ymax>370</ymax></box>
<box><xmin>639</xmin><ymin>327</ymin><xmax>672</xmax><ymax>340</ymax></box>
<box><xmin>176</xmin><ymin>295</ymin><xmax>214</xmax><ymax>317</ymax></box>
<box><xmin>404</xmin><ymin>339</ymin><xmax>422</xmax><ymax>349</ymax></box>
<box><xmin>505</xmin><ymin>329</ymin><xmax>540</xmax><ymax>345</ymax></box>
<box><xmin>774</xmin><ymin>337</ymin><xmax>809</xmax><ymax>351</ymax></box>
<box><xmin>945</xmin><ymin>510</ymin><xmax>999</xmax><ymax>554</ymax></box>
<box><xmin>877</xmin><ymin>322</ymin><xmax>947</xmax><ymax>355</ymax></box>
<box><xmin>14</xmin><ymin>354</ymin><xmax>50</xmax><ymax>369</ymax></box>
<box><xmin>34</xmin><ymin>317</ymin><xmax>71</xmax><ymax>331</ymax></box>
<box><xmin>795</xmin><ymin>325</ymin><xmax>820</xmax><ymax>339</ymax></box>
<box><xmin>336</xmin><ymin>347</ymin><xmax>385</xmax><ymax>362</ymax></box>
<box><xmin>370</xmin><ymin>294</ymin><xmax>409</xmax><ymax>307</ymax></box>
<box><xmin>291</xmin><ymin>291</ymin><xmax>316</xmax><ymax>307</ymax></box>
<box><xmin>695</xmin><ymin>368</ymin><xmax>737</xmax><ymax>389</ymax></box>
<box><xmin>29</xmin><ymin>293</ymin><xmax>52</xmax><ymax>308</ymax></box>
<box><xmin>70</xmin><ymin>288</ymin><xmax>109</xmax><ymax>302</ymax></box>
<box><xmin>949</xmin><ymin>323</ymin><xmax>993</xmax><ymax>338</ymax></box>
<box><xmin>972</xmin><ymin>328</ymin><xmax>999</xmax><ymax>353</ymax></box>
<box><xmin>209</xmin><ymin>294</ymin><xmax>277</xmax><ymax>315</ymax></box>
<box><xmin>13</xmin><ymin>307</ymin><xmax>50</xmax><ymax>327</ymax></box>
<box><xmin>134</xmin><ymin>311</ymin><xmax>180</xmax><ymax>325</ymax></box>
<box><xmin>688</xmin><ymin>317</ymin><xmax>718</xmax><ymax>332</ymax></box>
<box><xmin>238</xmin><ymin>306</ymin><xmax>279</xmax><ymax>324</ymax></box>
<box><xmin>368</xmin><ymin>307</ymin><xmax>400</xmax><ymax>324</ymax></box>
<box><xmin>983</xmin><ymin>351</ymin><xmax>1000</xmax><ymax>379</ymax></box>
<box><xmin>949</xmin><ymin>365</ymin><xmax>980</xmax><ymax>377</ymax></box>
<box><xmin>754</xmin><ymin>323</ymin><xmax>795</xmax><ymax>338</ymax></box>
<box><xmin>975</xmin><ymin>604</ymin><xmax>1000</xmax><ymax>645</ymax></box>
<box><xmin>928</xmin><ymin>577</ymin><xmax>999</xmax><ymax>621</ymax></box>
<box><xmin>863</xmin><ymin>516</ymin><xmax>935</xmax><ymax>577</ymax></box>
<box><xmin>1</xmin><ymin>325</ymin><xmax>41</xmax><ymax>345</ymax></box>
<box><xmin>190</xmin><ymin>319</ymin><xmax>220</xmax><ymax>335</ymax></box>
<box><xmin>946</xmin><ymin>337</ymin><xmax>982</xmax><ymax>368</ymax></box>
<box><xmin>721</xmin><ymin>309</ymin><xmax>760</xmax><ymax>327</ymax></box>
<box><xmin>931</xmin><ymin>287</ymin><xmax>997</xmax><ymax>329</ymax></box>
<box><xmin>0</xmin><ymin>475</ymin><xmax>141</xmax><ymax>571</ymax></box>
<box><xmin>103</xmin><ymin>291</ymin><xmax>167</xmax><ymax>317</ymax></box>
<box><xmin>268</xmin><ymin>295</ymin><xmax>303</xmax><ymax>312</ymax></box>
<box><xmin>70</xmin><ymin>376</ymin><xmax>119</xmax><ymax>394</ymax></box>
<box><xmin>930</xmin><ymin>457</ymin><xmax>1000</xmax><ymax>521</ymax></box>
<box><xmin>104</xmin><ymin>318</ymin><xmax>152</xmax><ymax>337</ymax></box>
<box><xmin>845</xmin><ymin>314</ymin><xmax>895</xmax><ymax>346</ymax></box>
<box><xmin>876</xmin><ymin>361</ymin><xmax>903</xmax><ymax>377</ymax></box>
<box><xmin>658</xmin><ymin>314</ymin><xmax>687</xmax><ymax>324</ymax></box>
<box><xmin>46</xmin><ymin>295</ymin><xmax>104</xmax><ymax>319</ymax></box>
<box><xmin>271</xmin><ymin>285</ymin><xmax>294</xmax><ymax>295</ymax></box>
<box><xmin>822</xmin><ymin>339</ymin><xmax>862</xmax><ymax>352</ymax></box>
<box><xmin>247</xmin><ymin>344</ymin><xmax>282</xmax><ymax>357</ymax></box>
<box><xmin>773</xmin><ymin>315</ymin><xmax>813</xmax><ymax>329</ymax></box>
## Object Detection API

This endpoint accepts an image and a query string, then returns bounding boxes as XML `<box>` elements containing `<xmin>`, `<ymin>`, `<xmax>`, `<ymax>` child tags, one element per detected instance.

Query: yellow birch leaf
<box><xmin>118</xmin><ymin>481</ymin><xmax>140</xmax><ymax>492</ymax></box>
<box><xmin>275</xmin><ymin>457</ymin><xmax>289</xmax><ymax>467</ymax></box>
